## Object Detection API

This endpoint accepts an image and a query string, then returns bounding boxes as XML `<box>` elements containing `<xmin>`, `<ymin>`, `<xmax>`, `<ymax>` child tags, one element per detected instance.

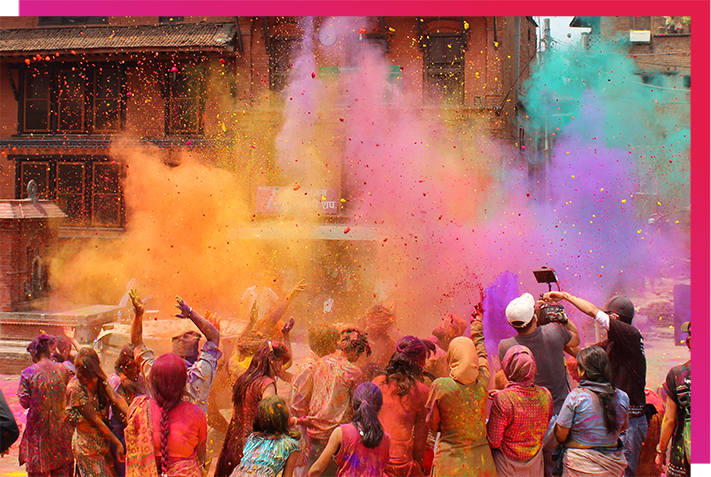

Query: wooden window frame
<box><xmin>20</xmin><ymin>63</ymin><xmax>124</xmax><ymax>135</ymax></box>
<box><xmin>15</xmin><ymin>156</ymin><xmax>124</xmax><ymax>228</ymax></box>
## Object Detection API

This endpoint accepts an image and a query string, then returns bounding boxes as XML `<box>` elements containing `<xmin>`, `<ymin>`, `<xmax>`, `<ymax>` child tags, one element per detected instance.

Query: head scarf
<box><xmin>446</xmin><ymin>336</ymin><xmax>479</xmax><ymax>385</ymax></box>
<box><xmin>502</xmin><ymin>345</ymin><xmax>536</xmax><ymax>387</ymax></box>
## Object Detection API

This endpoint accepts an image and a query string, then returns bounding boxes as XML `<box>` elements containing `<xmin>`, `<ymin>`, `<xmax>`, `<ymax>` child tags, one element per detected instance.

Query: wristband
<box><xmin>655</xmin><ymin>444</ymin><xmax>666</xmax><ymax>454</ymax></box>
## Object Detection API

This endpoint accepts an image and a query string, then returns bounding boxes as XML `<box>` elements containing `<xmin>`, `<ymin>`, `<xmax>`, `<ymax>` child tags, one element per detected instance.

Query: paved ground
<box><xmin>0</xmin><ymin>281</ymin><xmax>690</xmax><ymax>476</ymax></box>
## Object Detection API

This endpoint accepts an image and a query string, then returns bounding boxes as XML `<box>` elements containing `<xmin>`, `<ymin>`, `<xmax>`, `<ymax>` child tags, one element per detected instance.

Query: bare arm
<box><xmin>129</xmin><ymin>289</ymin><xmax>144</xmax><ymax>347</ymax></box>
<box><xmin>554</xmin><ymin>423</ymin><xmax>570</xmax><ymax>444</ymax></box>
<box><xmin>262</xmin><ymin>382</ymin><xmax>277</xmax><ymax>399</ymax></box>
<box><xmin>196</xmin><ymin>438</ymin><xmax>207</xmax><ymax>469</ymax></box>
<box><xmin>78</xmin><ymin>401</ymin><xmax>124</xmax><ymax>461</ymax></box>
<box><xmin>259</xmin><ymin>280</ymin><xmax>306</xmax><ymax>332</ymax></box>
<box><xmin>175</xmin><ymin>297</ymin><xmax>220</xmax><ymax>346</ymax></box>
<box><xmin>563</xmin><ymin>317</ymin><xmax>581</xmax><ymax>349</ymax></box>
<box><xmin>655</xmin><ymin>399</ymin><xmax>677</xmax><ymax>468</ymax></box>
<box><xmin>544</xmin><ymin>291</ymin><xmax>600</xmax><ymax>319</ymax></box>
<box><xmin>63</xmin><ymin>326</ymin><xmax>82</xmax><ymax>351</ymax></box>
<box><xmin>308</xmin><ymin>426</ymin><xmax>342</xmax><ymax>477</ymax></box>
<box><xmin>106</xmin><ymin>384</ymin><xmax>129</xmax><ymax>417</ymax></box>
<box><xmin>282</xmin><ymin>450</ymin><xmax>302</xmax><ymax>477</ymax></box>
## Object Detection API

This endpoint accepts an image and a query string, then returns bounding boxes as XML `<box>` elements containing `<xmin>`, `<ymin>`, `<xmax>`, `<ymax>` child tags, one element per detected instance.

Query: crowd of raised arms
<box><xmin>0</xmin><ymin>280</ymin><xmax>691</xmax><ymax>477</ymax></box>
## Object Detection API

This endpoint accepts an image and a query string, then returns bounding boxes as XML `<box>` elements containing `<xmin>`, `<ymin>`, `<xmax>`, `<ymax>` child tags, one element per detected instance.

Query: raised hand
<box><xmin>175</xmin><ymin>295</ymin><xmax>193</xmax><ymax>319</ymax></box>
<box><xmin>129</xmin><ymin>289</ymin><xmax>144</xmax><ymax>316</ymax></box>
<box><xmin>282</xmin><ymin>317</ymin><xmax>295</xmax><ymax>335</ymax></box>
<box><xmin>205</xmin><ymin>310</ymin><xmax>222</xmax><ymax>332</ymax></box>
<box><xmin>289</xmin><ymin>279</ymin><xmax>306</xmax><ymax>299</ymax></box>
<box><xmin>63</xmin><ymin>326</ymin><xmax>76</xmax><ymax>340</ymax></box>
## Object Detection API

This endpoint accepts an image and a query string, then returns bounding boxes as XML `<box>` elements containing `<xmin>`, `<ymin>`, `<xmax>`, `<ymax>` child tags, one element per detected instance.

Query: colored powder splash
<box><xmin>46</xmin><ymin>20</ymin><xmax>689</xmax><ymax>342</ymax></box>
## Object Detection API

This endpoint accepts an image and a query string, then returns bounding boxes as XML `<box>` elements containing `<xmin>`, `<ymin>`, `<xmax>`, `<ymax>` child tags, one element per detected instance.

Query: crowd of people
<box><xmin>0</xmin><ymin>282</ymin><xmax>691</xmax><ymax>477</ymax></box>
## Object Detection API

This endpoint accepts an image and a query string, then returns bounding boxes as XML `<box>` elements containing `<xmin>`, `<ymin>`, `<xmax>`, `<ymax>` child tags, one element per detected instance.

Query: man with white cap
<box><xmin>543</xmin><ymin>291</ymin><xmax>648</xmax><ymax>477</ymax></box>
<box><xmin>498</xmin><ymin>292</ymin><xmax>580</xmax><ymax>477</ymax></box>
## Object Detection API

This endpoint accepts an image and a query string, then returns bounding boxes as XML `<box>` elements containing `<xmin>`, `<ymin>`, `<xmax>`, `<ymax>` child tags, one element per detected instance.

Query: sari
<box><xmin>124</xmin><ymin>396</ymin><xmax>203</xmax><ymax>477</ymax></box>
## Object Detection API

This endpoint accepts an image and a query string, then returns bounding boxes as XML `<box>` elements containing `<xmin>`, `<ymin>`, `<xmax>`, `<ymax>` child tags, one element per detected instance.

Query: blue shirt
<box><xmin>237</xmin><ymin>434</ymin><xmax>300</xmax><ymax>477</ymax></box>
<box><xmin>556</xmin><ymin>383</ymin><xmax>629</xmax><ymax>447</ymax></box>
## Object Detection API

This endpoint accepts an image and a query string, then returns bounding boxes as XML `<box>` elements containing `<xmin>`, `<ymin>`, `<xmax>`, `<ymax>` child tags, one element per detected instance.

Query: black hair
<box><xmin>577</xmin><ymin>346</ymin><xmax>620</xmax><ymax>434</ymax></box>
<box><xmin>75</xmin><ymin>347</ymin><xmax>109</xmax><ymax>412</ymax></box>
<box><xmin>338</xmin><ymin>328</ymin><xmax>372</xmax><ymax>357</ymax></box>
<box><xmin>352</xmin><ymin>382</ymin><xmax>384</xmax><ymax>448</ymax></box>
<box><xmin>253</xmin><ymin>395</ymin><xmax>300</xmax><ymax>440</ymax></box>
<box><xmin>232</xmin><ymin>340</ymin><xmax>290</xmax><ymax>406</ymax></box>
<box><xmin>114</xmin><ymin>344</ymin><xmax>137</xmax><ymax>374</ymax></box>
<box><xmin>384</xmin><ymin>336</ymin><xmax>432</xmax><ymax>396</ymax></box>
<box><xmin>27</xmin><ymin>334</ymin><xmax>56</xmax><ymax>362</ymax></box>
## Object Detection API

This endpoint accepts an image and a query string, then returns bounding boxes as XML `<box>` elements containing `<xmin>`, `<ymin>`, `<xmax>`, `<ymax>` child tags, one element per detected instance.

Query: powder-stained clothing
<box><xmin>306</xmin><ymin>353</ymin><xmax>363</xmax><ymax>441</ymax></box>
<box><xmin>290</xmin><ymin>351</ymin><xmax>319</xmax><ymax>420</ymax></box>
<box><xmin>147</xmin><ymin>400</ymin><xmax>206</xmax><ymax>461</ymax></box>
<box><xmin>233</xmin><ymin>434</ymin><xmax>301</xmax><ymax>477</ymax></box>
<box><xmin>18</xmin><ymin>363</ymin><xmax>74</xmax><ymax>474</ymax></box>
<box><xmin>66</xmin><ymin>378</ymin><xmax>115</xmax><ymax>477</ymax></box>
<box><xmin>373</xmin><ymin>375</ymin><xmax>429</xmax><ymax>477</ymax></box>
<box><xmin>561</xmin><ymin>447</ymin><xmax>627</xmax><ymax>477</ymax></box>
<box><xmin>487</xmin><ymin>382</ymin><xmax>553</xmax><ymax>461</ymax></box>
<box><xmin>426</xmin><ymin>325</ymin><xmax>497</xmax><ymax>477</ymax></box>
<box><xmin>663</xmin><ymin>360</ymin><xmax>690</xmax><ymax>477</ymax></box>
<box><xmin>335</xmin><ymin>423</ymin><xmax>391</xmax><ymax>477</ymax></box>
<box><xmin>124</xmin><ymin>395</ymin><xmax>205</xmax><ymax>477</ymax></box>
<box><xmin>637</xmin><ymin>388</ymin><xmax>665</xmax><ymax>477</ymax></box>
<box><xmin>556</xmin><ymin>383</ymin><xmax>629</xmax><ymax>448</ymax></box>
<box><xmin>592</xmin><ymin>314</ymin><xmax>646</xmax><ymax>415</ymax></box>
<box><xmin>498</xmin><ymin>323</ymin><xmax>572</xmax><ymax>414</ymax></box>
<box><xmin>216</xmin><ymin>376</ymin><xmax>275</xmax><ymax>477</ymax></box>
<box><xmin>134</xmin><ymin>340</ymin><xmax>222</xmax><ymax>413</ymax></box>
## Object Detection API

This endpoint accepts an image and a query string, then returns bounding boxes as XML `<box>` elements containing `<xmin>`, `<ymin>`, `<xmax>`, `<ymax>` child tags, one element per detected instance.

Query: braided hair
<box><xmin>149</xmin><ymin>353</ymin><xmax>187</xmax><ymax>475</ymax></box>
<box><xmin>352</xmin><ymin>382</ymin><xmax>384</xmax><ymax>448</ymax></box>
<box><xmin>577</xmin><ymin>346</ymin><xmax>620</xmax><ymax>434</ymax></box>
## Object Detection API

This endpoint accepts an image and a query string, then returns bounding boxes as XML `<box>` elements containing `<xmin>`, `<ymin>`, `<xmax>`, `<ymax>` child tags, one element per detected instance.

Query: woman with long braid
<box><xmin>554</xmin><ymin>346</ymin><xmax>629</xmax><ymax>476</ymax></box>
<box><xmin>124</xmin><ymin>353</ymin><xmax>207</xmax><ymax>476</ymax></box>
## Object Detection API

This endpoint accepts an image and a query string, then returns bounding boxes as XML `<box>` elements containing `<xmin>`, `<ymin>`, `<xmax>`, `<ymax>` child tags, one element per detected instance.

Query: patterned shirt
<box><xmin>236</xmin><ymin>434</ymin><xmax>301</xmax><ymax>477</ymax></box>
<box><xmin>134</xmin><ymin>340</ymin><xmax>222</xmax><ymax>413</ymax></box>
<box><xmin>18</xmin><ymin>363</ymin><xmax>74</xmax><ymax>473</ymax></box>
<box><xmin>487</xmin><ymin>383</ymin><xmax>553</xmax><ymax>461</ymax></box>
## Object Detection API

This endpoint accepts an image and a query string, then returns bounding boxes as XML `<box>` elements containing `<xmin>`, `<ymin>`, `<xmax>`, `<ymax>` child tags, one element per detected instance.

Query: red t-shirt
<box><xmin>150</xmin><ymin>400</ymin><xmax>207</xmax><ymax>460</ymax></box>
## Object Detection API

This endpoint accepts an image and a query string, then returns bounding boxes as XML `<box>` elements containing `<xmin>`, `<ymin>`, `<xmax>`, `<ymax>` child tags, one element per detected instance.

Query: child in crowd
<box><xmin>231</xmin><ymin>396</ymin><xmax>302</xmax><ymax>477</ymax></box>
<box><xmin>308</xmin><ymin>382</ymin><xmax>391</xmax><ymax>477</ymax></box>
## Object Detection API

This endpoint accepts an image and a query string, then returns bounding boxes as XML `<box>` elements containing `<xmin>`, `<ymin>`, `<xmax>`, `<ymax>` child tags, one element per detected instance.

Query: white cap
<box><xmin>506</xmin><ymin>293</ymin><xmax>536</xmax><ymax>328</ymax></box>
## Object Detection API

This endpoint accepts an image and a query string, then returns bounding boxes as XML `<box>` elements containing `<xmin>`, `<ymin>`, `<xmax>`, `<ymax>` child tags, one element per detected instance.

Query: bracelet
<box><xmin>655</xmin><ymin>444</ymin><xmax>667</xmax><ymax>454</ymax></box>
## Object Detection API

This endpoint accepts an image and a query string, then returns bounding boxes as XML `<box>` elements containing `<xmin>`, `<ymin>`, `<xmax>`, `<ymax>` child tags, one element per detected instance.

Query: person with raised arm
<box><xmin>543</xmin><ymin>291</ymin><xmax>647</xmax><ymax>477</ymax></box>
<box><xmin>129</xmin><ymin>289</ymin><xmax>222</xmax><ymax>413</ymax></box>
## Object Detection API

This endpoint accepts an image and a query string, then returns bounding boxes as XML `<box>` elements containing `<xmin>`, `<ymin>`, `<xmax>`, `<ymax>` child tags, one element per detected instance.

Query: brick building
<box><xmin>570</xmin><ymin>16</ymin><xmax>691</xmax><ymax>219</ymax></box>
<box><xmin>571</xmin><ymin>16</ymin><xmax>690</xmax><ymax>89</ymax></box>
<box><xmin>0</xmin><ymin>16</ymin><xmax>537</xmax><ymax>235</ymax></box>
